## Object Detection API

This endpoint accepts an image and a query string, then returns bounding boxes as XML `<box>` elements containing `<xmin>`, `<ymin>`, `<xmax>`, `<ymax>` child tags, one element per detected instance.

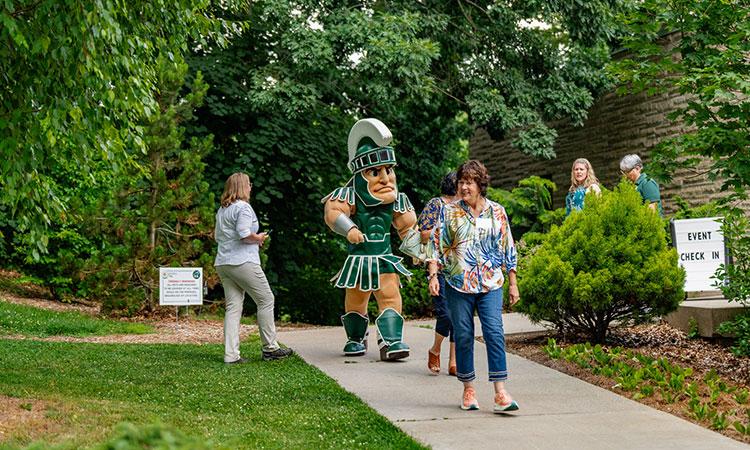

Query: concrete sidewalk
<box><xmin>278</xmin><ymin>313</ymin><xmax>747</xmax><ymax>450</ymax></box>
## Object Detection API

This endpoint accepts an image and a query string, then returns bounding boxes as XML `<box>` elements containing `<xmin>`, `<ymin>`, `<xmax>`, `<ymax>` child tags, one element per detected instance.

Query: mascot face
<box><xmin>362</xmin><ymin>164</ymin><xmax>397</xmax><ymax>204</ymax></box>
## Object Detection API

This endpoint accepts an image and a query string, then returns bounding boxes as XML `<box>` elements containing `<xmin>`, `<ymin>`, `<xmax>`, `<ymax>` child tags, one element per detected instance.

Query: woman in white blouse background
<box><xmin>214</xmin><ymin>172</ymin><xmax>292</xmax><ymax>364</ymax></box>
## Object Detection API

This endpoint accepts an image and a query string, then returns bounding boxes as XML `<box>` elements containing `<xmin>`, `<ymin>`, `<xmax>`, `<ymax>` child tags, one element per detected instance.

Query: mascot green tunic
<box><xmin>322</xmin><ymin>118</ymin><xmax>420</xmax><ymax>360</ymax></box>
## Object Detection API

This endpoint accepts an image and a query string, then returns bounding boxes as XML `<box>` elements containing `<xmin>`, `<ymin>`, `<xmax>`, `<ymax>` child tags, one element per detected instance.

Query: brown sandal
<box><xmin>428</xmin><ymin>349</ymin><xmax>440</xmax><ymax>374</ymax></box>
<box><xmin>448</xmin><ymin>363</ymin><xmax>457</xmax><ymax>376</ymax></box>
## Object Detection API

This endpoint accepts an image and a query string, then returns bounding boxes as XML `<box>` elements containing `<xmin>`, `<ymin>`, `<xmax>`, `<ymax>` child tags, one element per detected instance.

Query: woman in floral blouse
<box><xmin>426</xmin><ymin>160</ymin><xmax>520</xmax><ymax>413</ymax></box>
<box><xmin>418</xmin><ymin>171</ymin><xmax>458</xmax><ymax>376</ymax></box>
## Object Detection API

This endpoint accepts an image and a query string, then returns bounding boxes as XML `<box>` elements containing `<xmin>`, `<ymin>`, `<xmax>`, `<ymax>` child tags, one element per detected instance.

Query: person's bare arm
<box><xmin>427</xmin><ymin>260</ymin><xmax>439</xmax><ymax>296</ymax></box>
<box><xmin>507</xmin><ymin>269</ymin><xmax>519</xmax><ymax>307</ymax></box>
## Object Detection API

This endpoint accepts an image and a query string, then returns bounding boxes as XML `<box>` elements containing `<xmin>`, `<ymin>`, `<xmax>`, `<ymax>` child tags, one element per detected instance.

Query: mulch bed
<box><xmin>506</xmin><ymin>321</ymin><xmax>750</xmax><ymax>444</ymax></box>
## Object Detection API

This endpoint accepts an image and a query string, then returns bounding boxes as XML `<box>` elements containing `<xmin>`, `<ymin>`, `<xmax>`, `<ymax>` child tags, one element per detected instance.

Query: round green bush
<box><xmin>516</xmin><ymin>182</ymin><xmax>685</xmax><ymax>343</ymax></box>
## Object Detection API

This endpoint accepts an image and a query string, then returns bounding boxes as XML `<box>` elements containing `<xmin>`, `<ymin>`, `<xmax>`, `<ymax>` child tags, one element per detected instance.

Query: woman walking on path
<box><xmin>565</xmin><ymin>158</ymin><xmax>601</xmax><ymax>216</ymax></box>
<box><xmin>214</xmin><ymin>172</ymin><xmax>293</xmax><ymax>364</ymax></box>
<box><xmin>426</xmin><ymin>160</ymin><xmax>520</xmax><ymax>413</ymax></box>
<box><xmin>418</xmin><ymin>171</ymin><xmax>458</xmax><ymax>376</ymax></box>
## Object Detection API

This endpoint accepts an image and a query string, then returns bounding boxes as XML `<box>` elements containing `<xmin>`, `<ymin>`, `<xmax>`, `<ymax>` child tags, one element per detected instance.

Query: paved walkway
<box><xmin>278</xmin><ymin>313</ymin><xmax>748</xmax><ymax>450</ymax></box>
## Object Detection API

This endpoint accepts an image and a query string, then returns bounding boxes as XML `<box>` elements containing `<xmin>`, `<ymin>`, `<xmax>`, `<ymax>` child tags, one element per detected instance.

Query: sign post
<box><xmin>159</xmin><ymin>267</ymin><xmax>204</xmax><ymax>328</ymax></box>
<box><xmin>670</xmin><ymin>217</ymin><xmax>727</xmax><ymax>293</ymax></box>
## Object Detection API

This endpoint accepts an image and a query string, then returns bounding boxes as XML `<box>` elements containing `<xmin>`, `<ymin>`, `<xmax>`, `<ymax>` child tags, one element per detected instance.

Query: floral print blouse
<box><xmin>565</xmin><ymin>187</ymin><xmax>587</xmax><ymax>216</ymax></box>
<box><xmin>565</xmin><ymin>183</ymin><xmax>601</xmax><ymax>216</ymax></box>
<box><xmin>418</xmin><ymin>197</ymin><xmax>446</xmax><ymax>232</ymax></box>
<box><xmin>426</xmin><ymin>198</ymin><xmax>517</xmax><ymax>294</ymax></box>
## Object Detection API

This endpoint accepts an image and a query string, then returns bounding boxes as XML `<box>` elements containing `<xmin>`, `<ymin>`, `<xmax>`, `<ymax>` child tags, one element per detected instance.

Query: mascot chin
<box><xmin>322</xmin><ymin>118</ymin><xmax>420</xmax><ymax>360</ymax></box>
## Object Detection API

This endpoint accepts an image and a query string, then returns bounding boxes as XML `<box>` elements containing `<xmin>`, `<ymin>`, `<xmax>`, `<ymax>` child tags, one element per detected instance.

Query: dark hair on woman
<box><xmin>440</xmin><ymin>171</ymin><xmax>457</xmax><ymax>196</ymax></box>
<box><xmin>456</xmin><ymin>160</ymin><xmax>490</xmax><ymax>196</ymax></box>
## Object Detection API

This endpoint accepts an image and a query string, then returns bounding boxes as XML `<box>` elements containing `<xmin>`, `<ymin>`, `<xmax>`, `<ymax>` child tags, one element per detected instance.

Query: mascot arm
<box><xmin>393</xmin><ymin>209</ymin><xmax>417</xmax><ymax>239</ymax></box>
<box><xmin>324</xmin><ymin>199</ymin><xmax>364</xmax><ymax>244</ymax></box>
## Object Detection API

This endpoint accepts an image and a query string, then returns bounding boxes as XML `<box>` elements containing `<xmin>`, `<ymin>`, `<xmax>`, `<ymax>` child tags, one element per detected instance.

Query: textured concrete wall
<box><xmin>469</xmin><ymin>89</ymin><xmax>725</xmax><ymax>215</ymax></box>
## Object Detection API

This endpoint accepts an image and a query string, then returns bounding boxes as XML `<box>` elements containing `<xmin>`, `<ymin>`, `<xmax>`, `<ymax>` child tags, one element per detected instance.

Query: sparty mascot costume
<box><xmin>322</xmin><ymin>118</ymin><xmax>421</xmax><ymax>361</ymax></box>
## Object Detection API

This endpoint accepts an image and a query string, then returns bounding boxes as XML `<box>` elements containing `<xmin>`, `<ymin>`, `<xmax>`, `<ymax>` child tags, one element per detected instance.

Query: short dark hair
<box><xmin>440</xmin><ymin>171</ymin><xmax>457</xmax><ymax>196</ymax></box>
<box><xmin>456</xmin><ymin>160</ymin><xmax>490</xmax><ymax>196</ymax></box>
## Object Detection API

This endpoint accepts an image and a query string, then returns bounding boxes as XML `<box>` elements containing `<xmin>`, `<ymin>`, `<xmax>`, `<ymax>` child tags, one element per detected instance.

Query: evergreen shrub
<box><xmin>516</xmin><ymin>182</ymin><xmax>685</xmax><ymax>343</ymax></box>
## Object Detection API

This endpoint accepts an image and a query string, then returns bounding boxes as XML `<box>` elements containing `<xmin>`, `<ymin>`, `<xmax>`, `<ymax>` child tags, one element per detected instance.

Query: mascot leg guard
<box><xmin>341</xmin><ymin>311</ymin><xmax>369</xmax><ymax>356</ymax></box>
<box><xmin>376</xmin><ymin>308</ymin><xmax>410</xmax><ymax>361</ymax></box>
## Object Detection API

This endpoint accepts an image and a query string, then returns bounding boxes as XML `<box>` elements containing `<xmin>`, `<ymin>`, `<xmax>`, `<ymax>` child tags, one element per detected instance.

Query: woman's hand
<box><xmin>428</xmin><ymin>275</ymin><xmax>440</xmax><ymax>296</ymax></box>
<box><xmin>241</xmin><ymin>232</ymin><xmax>268</xmax><ymax>246</ymax></box>
<box><xmin>508</xmin><ymin>283</ymin><xmax>520</xmax><ymax>307</ymax></box>
<box><xmin>346</xmin><ymin>228</ymin><xmax>365</xmax><ymax>244</ymax></box>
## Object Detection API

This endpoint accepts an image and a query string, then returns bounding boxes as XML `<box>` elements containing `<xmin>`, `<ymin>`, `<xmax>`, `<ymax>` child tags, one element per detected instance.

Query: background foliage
<box><xmin>715</xmin><ymin>212</ymin><xmax>750</xmax><ymax>356</ymax></box>
<box><xmin>0</xmin><ymin>0</ymin><xmax>222</xmax><ymax>256</ymax></box>
<box><xmin>187</xmin><ymin>0</ymin><xmax>618</xmax><ymax>323</ymax></box>
<box><xmin>2</xmin><ymin>1</ymin><xmax>627</xmax><ymax>323</ymax></box>
<box><xmin>609</xmin><ymin>0</ymin><xmax>750</xmax><ymax>356</ymax></box>
<box><xmin>487</xmin><ymin>176</ymin><xmax>565</xmax><ymax>238</ymax></box>
<box><xmin>608</xmin><ymin>0</ymin><xmax>750</xmax><ymax>198</ymax></box>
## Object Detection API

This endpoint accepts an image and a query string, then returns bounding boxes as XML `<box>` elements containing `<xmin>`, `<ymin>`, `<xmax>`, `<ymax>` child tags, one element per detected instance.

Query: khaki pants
<box><xmin>216</xmin><ymin>262</ymin><xmax>279</xmax><ymax>362</ymax></box>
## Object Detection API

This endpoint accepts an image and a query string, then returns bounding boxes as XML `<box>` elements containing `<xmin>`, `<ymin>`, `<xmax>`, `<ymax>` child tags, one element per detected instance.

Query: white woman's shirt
<box><xmin>214</xmin><ymin>200</ymin><xmax>261</xmax><ymax>266</ymax></box>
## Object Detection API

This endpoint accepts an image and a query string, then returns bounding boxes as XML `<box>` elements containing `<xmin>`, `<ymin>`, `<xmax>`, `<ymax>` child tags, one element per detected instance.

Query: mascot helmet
<box><xmin>347</xmin><ymin>119</ymin><xmax>397</xmax><ymax>174</ymax></box>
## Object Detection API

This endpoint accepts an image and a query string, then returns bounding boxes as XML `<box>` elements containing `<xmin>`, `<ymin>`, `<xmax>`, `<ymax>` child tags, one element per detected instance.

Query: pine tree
<box><xmin>85</xmin><ymin>59</ymin><xmax>217</xmax><ymax>314</ymax></box>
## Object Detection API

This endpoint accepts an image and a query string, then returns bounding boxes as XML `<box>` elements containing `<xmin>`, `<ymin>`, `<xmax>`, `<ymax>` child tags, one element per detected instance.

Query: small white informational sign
<box><xmin>159</xmin><ymin>267</ymin><xmax>203</xmax><ymax>306</ymax></box>
<box><xmin>671</xmin><ymin>217</ymin><xmax>726</xmax><ymax>292</ymax></box>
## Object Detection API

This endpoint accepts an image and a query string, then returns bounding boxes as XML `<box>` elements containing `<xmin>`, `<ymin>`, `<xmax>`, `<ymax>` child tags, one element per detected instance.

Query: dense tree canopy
<box><xmin>189</xmin><ymin>0</ymin><xmax>620</xmax><ymax>321</ymax></box>
<box><xmin>2</xmin><ymin>1</ymin><xmax>625</xmax><ymax>321</ymax></box>
<box><xmin>0</xmin><ymin>0</ymin><xmax>220</xmax><ymax>256</ymax></box>
<box><xmin>609</xmin><ymin>0</ymin><xmax>750</xmax><ymax>198</ymax></box>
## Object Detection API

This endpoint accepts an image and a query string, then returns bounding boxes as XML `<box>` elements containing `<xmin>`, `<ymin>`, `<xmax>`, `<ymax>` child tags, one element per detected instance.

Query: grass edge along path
<box><xmin>0</xmin><ymin>299</ymin><xmax>152</xmax><ymax>338</ymax></box>
<box><xmin>0</xmin><ymin>337</ymin><xmax>426</xmax><ymax>449</ymax></box>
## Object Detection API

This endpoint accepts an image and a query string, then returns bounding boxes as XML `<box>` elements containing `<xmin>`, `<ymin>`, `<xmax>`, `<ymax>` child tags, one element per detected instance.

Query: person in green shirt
<box><xmin>619</xmin><ymin>154</ymin><xmax>663</xmax><ymax>216</ymax></box>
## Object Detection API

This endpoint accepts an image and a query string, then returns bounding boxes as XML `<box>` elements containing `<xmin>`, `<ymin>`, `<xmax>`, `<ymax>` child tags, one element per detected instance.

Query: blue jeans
<box><xmin>432</xmin><ymin>273</ymin><xmax>454</xmax><ymax>342</ymax></box>
<box><xmin>446</xmin><ymin>285</ymin><xmax>508</xmax><ymax>382</ymax></box>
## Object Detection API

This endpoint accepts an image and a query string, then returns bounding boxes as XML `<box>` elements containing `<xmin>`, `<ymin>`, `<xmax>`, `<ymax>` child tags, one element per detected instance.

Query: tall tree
<box><xmin>608</xmin><ymin>0</ymin><xmax>750</xmax><ymax>199</ymax></box>
<box><xmin>0</xmin><ymin>0</ymin><xmax>218</xmax><ymax>256</ymax></box>
<box><xmin>84</xmin><ymin>59</ymin><xmax>216</xmax><ymax>314</ymax></box>
<box><xmin>189</xmin><ymin>0</ymin><xmax>619</xmax><ymax>323</ymax></box>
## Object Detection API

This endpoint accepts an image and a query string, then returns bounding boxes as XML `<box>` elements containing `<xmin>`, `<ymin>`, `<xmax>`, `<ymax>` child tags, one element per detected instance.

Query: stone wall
<box><xmin>469</xmin><ymin>89</ymin><xmax>724</xmax><ymax>215</ymax></box>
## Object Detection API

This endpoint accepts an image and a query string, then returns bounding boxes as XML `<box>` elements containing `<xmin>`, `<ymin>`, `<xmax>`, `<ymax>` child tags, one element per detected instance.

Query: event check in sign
<box><xmin>159</xmin><ymin>267</ymin><xmax>203</xmax><ymax>306</ymax></box>
<box><xmin>671</xmin><ymin>217</ymin><xmax>726</xmax><ymax>292</ymax></box>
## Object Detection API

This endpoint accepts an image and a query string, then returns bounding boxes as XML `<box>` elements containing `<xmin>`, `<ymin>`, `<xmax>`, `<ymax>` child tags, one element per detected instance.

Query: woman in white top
<box><xmin>565</xmin><ymin>158</ymin><xmax>601</xmax><ymax>216</ymax></box>
<box><xmin>214</xmin><ymin>173</ymin><xmax>292</xmax><ymax>363</ymax></box>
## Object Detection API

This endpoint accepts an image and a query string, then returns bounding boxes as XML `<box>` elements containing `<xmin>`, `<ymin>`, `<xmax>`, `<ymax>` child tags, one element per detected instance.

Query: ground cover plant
<box><xmin>543</xmin><ymin>339</ymin><xmax>750</xmax><ymax>441</ymax></box>
<box><xmin>0</xmin><ymin>300</ymin><xmax>152</xmax><ymax>338</ymax></box>
<box><xmin>506</xmin><ymin>325</ymin><xmax>750</xmax><ymax>445</ymax></box>
<box><xmin>0</xmin><ymin>336</ymin><xmax>424</xmax><ymax>449</ymax></box>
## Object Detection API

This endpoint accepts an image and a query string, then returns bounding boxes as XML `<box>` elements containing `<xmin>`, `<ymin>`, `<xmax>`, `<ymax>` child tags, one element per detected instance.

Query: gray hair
<box><xmin>619</xmin><ymin>154</ymin><xmax>643</xmax><ymax>172</ymax></box>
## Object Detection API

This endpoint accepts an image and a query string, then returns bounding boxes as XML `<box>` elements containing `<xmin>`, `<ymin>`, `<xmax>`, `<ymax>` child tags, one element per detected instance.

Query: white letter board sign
<box><xmin>159</xmin><ymin>267</ymin><xmax>203</xmax><ymax>306</ymax></box>
<box><xmin>670</xmin><ymin>217</ymin><xmax>726</xmax><ymax>292</ymax></box>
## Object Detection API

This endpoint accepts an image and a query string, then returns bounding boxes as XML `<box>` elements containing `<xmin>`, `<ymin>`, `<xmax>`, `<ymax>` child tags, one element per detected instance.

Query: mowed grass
<box><xmin>0</xmin><ymin>300</ymin><xmax>152</xmax><ymax>337</ymax></box>
<box><xmin>0</xmin><ymin>337</ymin><xmax>425</xmax><ymax>449</ymax></box>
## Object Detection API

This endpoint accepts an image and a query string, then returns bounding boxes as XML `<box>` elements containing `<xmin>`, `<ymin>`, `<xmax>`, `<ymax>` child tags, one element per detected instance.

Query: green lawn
<box><xmin>0</xmin><ymin>300</ymin><xmax>153</xmax><ymax>337</ymax></box>
<box><xmin>0</xmin><ymin>303</ymin><xmax>424</xmax><ymax>449</ymax></box>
